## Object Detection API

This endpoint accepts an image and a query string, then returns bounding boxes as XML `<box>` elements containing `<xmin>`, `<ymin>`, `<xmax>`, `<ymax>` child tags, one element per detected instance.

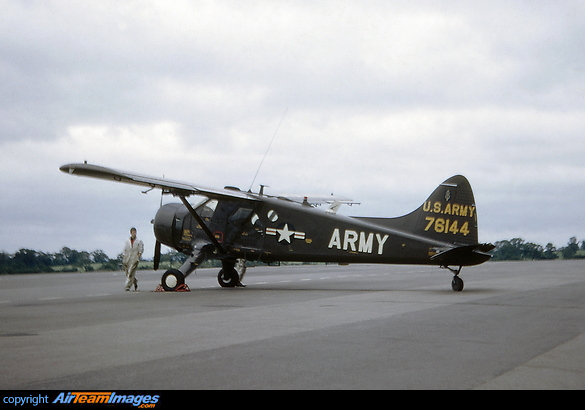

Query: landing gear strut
<box><xmin>159</xmin><ymin>196</ymin><xmax>248</xmax><ymax>292</ymax></box>
<box><xmin>159</xmin><ymin>245</ymin><xmax>210</xmax><ymax>291</ymax></box>
<box><xmin>442</xmin><ymin>265</ymin><xmax>464</xmax><ymax>292</ymax></box>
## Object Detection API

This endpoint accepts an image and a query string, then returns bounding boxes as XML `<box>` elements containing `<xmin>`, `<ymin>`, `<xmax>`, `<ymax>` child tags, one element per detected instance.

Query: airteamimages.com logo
<box><xmin>3</xmin><ymin>392</ymin><xmax>160</xmax><ymax>408</ymax></box>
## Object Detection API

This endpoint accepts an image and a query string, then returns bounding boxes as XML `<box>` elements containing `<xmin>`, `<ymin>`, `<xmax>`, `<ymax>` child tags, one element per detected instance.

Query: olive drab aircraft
<box><xmin>60</xmin><ymin>163</ymin><xmax>494</xmax><ymax>292</ymax></box>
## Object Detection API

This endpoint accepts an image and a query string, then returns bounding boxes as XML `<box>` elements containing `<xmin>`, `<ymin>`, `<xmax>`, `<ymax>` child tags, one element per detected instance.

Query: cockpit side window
<box><xmin>229</xmin><ymin>207</ymin><xmax>253</xmax><ymax>223</ymax></box>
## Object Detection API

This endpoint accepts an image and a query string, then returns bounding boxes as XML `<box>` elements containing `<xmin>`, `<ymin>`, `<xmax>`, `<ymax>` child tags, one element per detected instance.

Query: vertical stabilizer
<box><xmin>356</xmin><ymin>175</ymin><xmax>480</xmax><ymax>246</ymax></box>
<box><xmin>414</xmin><ymin>175</ymin><xmax>479</xmax><ymax>246</ymax></box>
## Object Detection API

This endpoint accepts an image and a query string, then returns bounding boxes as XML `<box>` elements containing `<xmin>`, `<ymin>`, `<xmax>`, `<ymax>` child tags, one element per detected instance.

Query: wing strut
<box><xmin>179</xmin><ymin>196</ymin><xmax>226</xmax><ymax>255</ymax></box>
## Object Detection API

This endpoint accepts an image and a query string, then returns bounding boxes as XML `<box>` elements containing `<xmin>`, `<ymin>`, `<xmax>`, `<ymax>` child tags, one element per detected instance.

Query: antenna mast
<box><xmin>248</xmin><ymin>108</ymin><xmax>288</xmax><ymax>193</ymax></box>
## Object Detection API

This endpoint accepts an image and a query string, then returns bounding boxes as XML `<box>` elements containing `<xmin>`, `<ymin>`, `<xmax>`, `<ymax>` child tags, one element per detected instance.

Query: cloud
<box><xmin>1</xmin><ymin>1</ymin><xmax>585</xmax><ymax>257</ymax></box>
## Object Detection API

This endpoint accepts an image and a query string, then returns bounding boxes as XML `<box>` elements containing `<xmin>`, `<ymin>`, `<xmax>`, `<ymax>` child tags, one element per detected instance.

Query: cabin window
<box><xmin>229</xmin><ymin>207</ymin><xmax>253</xmax><ymax>223</ymax></box>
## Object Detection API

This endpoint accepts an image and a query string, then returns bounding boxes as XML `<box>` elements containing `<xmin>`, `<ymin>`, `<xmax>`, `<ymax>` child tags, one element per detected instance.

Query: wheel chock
<box><xmin>155</xmin><ymin>284</ymin><xmax>191</xmax><ymax>292</ymax></box>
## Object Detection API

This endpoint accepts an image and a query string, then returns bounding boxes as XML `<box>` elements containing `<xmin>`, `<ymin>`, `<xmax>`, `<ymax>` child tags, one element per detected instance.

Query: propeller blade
<box><xmin>153</xmin><ymin>240</ymin><xmax>161</xmax><ymax>270</ymax></box>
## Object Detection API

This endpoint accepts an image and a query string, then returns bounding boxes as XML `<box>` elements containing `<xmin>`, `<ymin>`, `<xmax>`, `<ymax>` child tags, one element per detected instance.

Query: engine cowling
<box><xmin>153</xmin><ymin>203</ymin><xmax>188</xmax><ymax>251</ymax></box>
<box><xmin>153</xmin><ymin>200</ymin><xmax>218</xmax><ymax>253</ymax></box>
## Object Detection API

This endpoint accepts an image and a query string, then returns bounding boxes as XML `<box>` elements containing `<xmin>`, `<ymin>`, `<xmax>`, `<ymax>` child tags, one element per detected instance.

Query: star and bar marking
<box><xmin>266</xmin><ymin>223</ymin><xmax>306</xmax><ymax>244</ymax></box>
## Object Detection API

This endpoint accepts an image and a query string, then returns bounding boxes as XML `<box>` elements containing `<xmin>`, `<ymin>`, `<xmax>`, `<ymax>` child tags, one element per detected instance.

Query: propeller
<box><xmin>153</xmin><ymin>185</ymin><xmax>164</xmax><ymax>271</ymax></box>
<box><xmin>153</xmin><ymin>240</ymin><xmax>161</xmax><ymax>270</ymax></box>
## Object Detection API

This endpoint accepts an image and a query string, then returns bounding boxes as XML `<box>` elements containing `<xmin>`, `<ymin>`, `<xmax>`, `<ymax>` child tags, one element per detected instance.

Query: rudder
<box><xmin>415</xmin><ymin>175</ymin><xmax>479</xmax><ymax>246</ymax></box>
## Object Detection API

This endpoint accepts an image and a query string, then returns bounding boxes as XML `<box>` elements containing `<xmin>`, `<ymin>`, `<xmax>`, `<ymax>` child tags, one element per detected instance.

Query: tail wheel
<box><xmin>161</xmin><ymin>269</ymin><xmax>185</xmax><ymax>291</ymax></box>
<box><xmin>218</xmin><ymin>268</ymin><xmax>239</xmax><ymax>288</ymax></box>
<box><xmin>451</xmin><ymin>276</ymin><xmax>464</xmax><ymax>292</ymax></box>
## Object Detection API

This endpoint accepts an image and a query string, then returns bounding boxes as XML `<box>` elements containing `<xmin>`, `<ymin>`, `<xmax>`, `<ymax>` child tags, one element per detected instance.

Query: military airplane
<box><xmin>60</xmin><ymin>163</ymin><xmax>494</xmax><ymax>291</ymax></box>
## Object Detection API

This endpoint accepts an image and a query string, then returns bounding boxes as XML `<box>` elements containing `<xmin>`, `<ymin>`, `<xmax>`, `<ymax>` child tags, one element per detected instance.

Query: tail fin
<box><xmin>414</xmin><ymin>175</ymin><xmax>479</xmax><ymax>246</ymax></box>
<box><xmin>358</xmin><ymin>175</ymin><xmax>480</xmax><ymax>246</ymax></box>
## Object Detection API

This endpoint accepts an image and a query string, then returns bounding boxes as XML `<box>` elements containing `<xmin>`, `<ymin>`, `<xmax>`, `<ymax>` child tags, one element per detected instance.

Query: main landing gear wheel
<box><xmin>161</xmin><ymin>269</ymin><xmax>185</xmax><ymax>292</ymax></box>
<box><xmin>217</xmin><ymin>268</ymin><xmax>240</xmax><ymax>288</ymax></box>
<box><xmin>451</xmin><ymin>276</ymin><xmax>464</xmax><ymax>292</ymax></box>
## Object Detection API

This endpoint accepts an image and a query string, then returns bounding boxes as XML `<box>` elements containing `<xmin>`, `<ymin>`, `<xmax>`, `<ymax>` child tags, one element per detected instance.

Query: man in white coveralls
<box><xmin>123</xmin><ymin>227</ymin><xmax>143</xmax><ymax>291</ymax></box>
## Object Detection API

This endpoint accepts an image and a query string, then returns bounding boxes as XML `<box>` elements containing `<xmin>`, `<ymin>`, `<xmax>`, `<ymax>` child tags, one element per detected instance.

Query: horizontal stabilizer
<box><xmin>272</xmin><ymin>194</ymin><xmax>358</xmax><ymax>207</ymax></box>
<box><xmin>431</xmin><ymin>243</ymin><xmax>495</xmax><ymax>266</ymax></box>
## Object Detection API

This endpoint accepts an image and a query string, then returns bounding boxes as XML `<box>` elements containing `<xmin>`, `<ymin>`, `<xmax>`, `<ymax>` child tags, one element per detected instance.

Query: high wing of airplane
<box><xmin>60</xmin><ymin>163</ymin><xmax>494</xmax><ymax>291</ymax></box>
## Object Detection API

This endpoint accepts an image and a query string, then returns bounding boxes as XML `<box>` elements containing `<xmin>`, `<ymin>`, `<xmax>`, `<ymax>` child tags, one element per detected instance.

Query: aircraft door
<box><xmin>213</xmin><ymin>201</ymin><xmax>264</xmax><ymax>256</ymax></box>
<box><xmin>227</xmin><ymin>207</ymin><xmax>264</xmax><ymax>251</ymax></box>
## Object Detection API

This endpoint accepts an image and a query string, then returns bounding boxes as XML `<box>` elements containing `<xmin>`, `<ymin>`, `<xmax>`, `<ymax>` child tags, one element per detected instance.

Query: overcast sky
<box><xmin>1</xmin><ymin>1</ymin><xmax>584</xmax><ymax>259</ymax></box>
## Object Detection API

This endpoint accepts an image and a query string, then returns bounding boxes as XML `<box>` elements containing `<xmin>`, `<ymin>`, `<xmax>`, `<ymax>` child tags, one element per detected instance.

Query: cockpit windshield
<box><xmin>196</xmin><ymin>199</ymin><xmax>218</xmax><ymax>219</ymax></box>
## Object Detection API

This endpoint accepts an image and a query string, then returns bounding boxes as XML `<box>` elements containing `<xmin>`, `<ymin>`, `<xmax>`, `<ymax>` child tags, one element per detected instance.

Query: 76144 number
<box><xmin>424</xmin><ymin>217</ymin><xmax>470</xmax><ymax>236</ymax></box>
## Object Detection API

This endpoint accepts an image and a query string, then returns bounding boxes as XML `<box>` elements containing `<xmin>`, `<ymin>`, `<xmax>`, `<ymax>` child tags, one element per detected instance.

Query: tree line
<box><xmin>1</xmin><ymin>237</ymin><xmax>584</xmax><ymax>274</ymax></box>
<box><xmin>0</xmin><ymin>247</ymin><xmax>186</xmax><ymax>274</ymax></box>
<box><xmin>491</xmin><ymin>237</ymin><xmax>585</xmax><ymax>261</ymax></box>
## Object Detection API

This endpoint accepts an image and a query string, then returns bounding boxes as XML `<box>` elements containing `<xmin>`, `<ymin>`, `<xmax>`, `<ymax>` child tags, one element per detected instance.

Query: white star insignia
<box><xmin>276</xmin><ymin>223</ymin><xmax>294</xmax><ymax>243</ymax></box>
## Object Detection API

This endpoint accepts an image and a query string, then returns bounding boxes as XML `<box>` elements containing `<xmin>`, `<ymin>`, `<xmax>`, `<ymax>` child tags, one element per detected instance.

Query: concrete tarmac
<box><xmin>1</xmin><ymin>260</ymin><xmax>584</xmax><ymax>390</ymax></box>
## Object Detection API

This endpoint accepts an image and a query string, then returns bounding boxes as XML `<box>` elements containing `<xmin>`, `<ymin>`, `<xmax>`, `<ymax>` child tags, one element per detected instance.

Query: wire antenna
<box><xmin>248</xmin><ymin>108</ymin><xmax>288</xmax><ymax>192</ymax></box>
